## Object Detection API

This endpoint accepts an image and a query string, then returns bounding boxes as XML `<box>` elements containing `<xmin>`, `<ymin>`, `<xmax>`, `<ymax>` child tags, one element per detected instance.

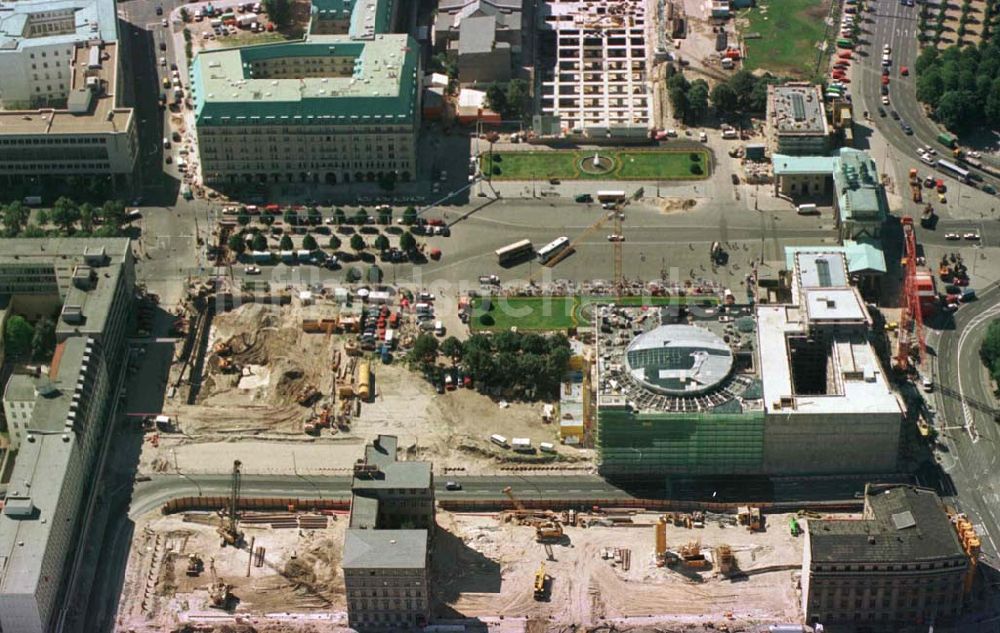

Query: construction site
<box><xmin>140</xmin><ymin>283</ymin><xmax>588</xmax><ymax>477</ymax></box>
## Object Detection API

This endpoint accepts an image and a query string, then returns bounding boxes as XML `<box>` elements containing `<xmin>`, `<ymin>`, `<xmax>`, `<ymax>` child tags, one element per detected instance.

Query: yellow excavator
<box><xmin>533</xmin><ymin>563</ymin><xmax>549</xmax><ymax>600</ymax></box>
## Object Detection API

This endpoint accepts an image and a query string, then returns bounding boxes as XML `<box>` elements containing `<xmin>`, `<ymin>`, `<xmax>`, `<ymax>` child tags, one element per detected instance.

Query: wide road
<box><xmin>929</xmin><ymin>283</ymin><xmax>1000</xmax><ymax>561</ymax></box>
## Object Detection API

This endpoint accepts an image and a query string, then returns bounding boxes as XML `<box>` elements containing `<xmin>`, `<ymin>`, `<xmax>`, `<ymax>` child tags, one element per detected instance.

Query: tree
<box><xmin>354</xmin><ymin>208</ymin><xmax>369</xmax><ymax>225</ymax></box>
<box><xmin>711</xmin><ymin>82</ymin><xmax>738</xmax><ymax>114</ymax></box>
<box><xmin>284</xmin><ymin>209</ymin><xmax>297</xmax><ymax>226</ymax></box>
<box><xmin>101</xmin><ymin>200</ymin><xmax>126</xmax><ymax>228</ymax></box>
<box><xmin>302</xmin><ymin>234</ymin><xmax>318</xmax><ymax>251</ymax></box>
<box><xmin>378</xmin><ymin>207</ymin><xmax>392</xmax><ymax>224</ymax></box>
<box><xmin>402</xmin><ymin>206</ymin><xmax>418</xmax><ymax>225</ymax></box>
<box><xmin>262</xmin><ymin>0</ymin><xmax>291</xmax><ymax>27</ymax></box>
<box><xmin>260</xmin><ymin>214</ymin><xmax>275</xmax><ymax>226</ymax></box>
<box><xmin>345</xmin><ymin>266</ymin><xmax>362</xmax><ymax>282</ymax></box>
<box><xmin>917</xmin><ymin>67</ymin><xmax>946</xmax><ymax>107</ymax></box>
<box><xmin>36</xmin><ymin>209</ymin><xmax>50</xmax><ymax>227</ymax></box>
<box><xmin>409</xmin><ymin>333</ymin><xmax>439</xmax><ymax>366</ymax></box>
<box><xmin>237</xmin><ymin>214</ymin><xmax>251</xmax><ymax>226</ymax></box>
<box><xmin>350</xmin><ymin>234</ymin><xmax>365</xmax><ymax>251</ymax></box>
<box><xmin>4</xmin><ymin>315</ymin><xmax>34</xmax><ymax>358</ymax></box>
<box><xmin>485</xmin><ymin>84</ymin><xmax>508</xmax><ymax>117</ymax></box>
<box><xmin>51</xmin><ymin>196</ymin><xmax>79</xmax><ymax>233</ymax></box>
<box><xmin>23</xmin><ymin>224</ymin><xmax>46</xmax><ymax>238</ymax></box>
<box><xmin>936</xmin><ymin>89</ymin><xmax>977</xmax><ymax>130</ymax></box>
<box><xmin>504</xmin><ymin>79</ymin><xmax>531</xmax><ymax>120</ymax></box>
<box><xmin>686</xmin><ymin>79</ymin><xmax>710</xmax><ymax>122</ymax></box>
<box><xmin>308</xmin><ymin>206</ymin><xmax>322</xmax><ymax>225</ymax></box>
<box><xmin>981</xmin><ymin>319</ymin><xmax>1000</xmax><ymax>383</ymax></box>
<box><xmin>333</xmin><ymin>208</ymin><xmax>346</xmax><ymax>224</ymax></box>
<box><xmin>79</xmin><ymin>203</ymin><xmax>95</xmax><ymax>233</ymax></box>
<box><xmin>440</xmin><ymin>336</ymin><xmax>463</xmax><ymax>361</ymax></box>
<box><xmin>729</xmin><ymin>70</ymin><xmax>758</xmax><ymax>111</ymax></box>
<box><xmin>228</xmin><ymin>234</ymin><xmax>247</xmax><ymax>255</ymax></box>
<box><xmin>374</xmin><ymin>234</ymin><xmax>390</xmax><ymax>251</ymax></box>
<box><xmin>328</xmin><ymin>235</ymin><xmax>342</xmax><ymax>250</ymax></box>
<box><xmin>3</xmin><ymin>201</ymin><xmax>29</xmax><ymax>236</ymax></box>
<box><xmin>668</xmin><ymin>86</ymin><xmax>689</xmax><ymax>122</ymax></box>
<box><xmin>399</xmin><ymin>231</ymin><xmax>416</xmax><ymax>252</ymax></box>
<box><xmin>279</xmin><ymin>235</ymin><xmax>293</xmax><ymax>250</ymax></box>
<box><xmin>31</xmin><ymin>317</ymin><xmax>55</xmax><ymax>361</ymax></box>
<box><xmin>251</xmin><ymin>233</ymin><xmax>268</xmax><ymax>251</ymax></box>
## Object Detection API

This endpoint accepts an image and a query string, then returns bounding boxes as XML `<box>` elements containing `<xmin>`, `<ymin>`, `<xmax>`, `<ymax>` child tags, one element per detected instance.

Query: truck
<box><xmin>490</xmin><ymin>434</ymin><xmax>509</xmax><ymax>448</ymax></box>
<box><xmin>237</xmin><ymin>13</ymin><xmax>258</xmax><ymax>27</ymax></box>
<box><xmin>357</xmin><ymin>362</ymin><xmax>371</xmax><ymax>401</ymax></box>
<box><xmin>251</xmin><ymin>250</ymin><xmax>273</xmax><ymax>264</ymax></box>
<box><xmin>937</xmin><ymin>132</ymin><xmax>957</xmax><ymax>149</ymax></box>
<box><xmin>596</xmin><ymin>190</ymin><xmax>626</xmax><ymax>203</ymax></box>
<box><xmin>22</xmin><ymin>196</ymin><xmax>42</xmax><ymax>206</ymax></box>
<box><xmin>909</xmin><ymin>168</ymin><xmax>922</xmax><ymax>203</ymax></box>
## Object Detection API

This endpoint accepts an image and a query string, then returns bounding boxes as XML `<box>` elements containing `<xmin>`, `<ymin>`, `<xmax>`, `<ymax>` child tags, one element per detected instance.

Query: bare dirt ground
<box><xmin>116</xmin><ymin>511</ymin><xmax>349</xmax><ymax>633</ymax></box>
<box><xmin>433</xmin><ymin>511</ymin><xmax>805</xmax><ymax>629</ymax></box>
<box><xmin>117</xmin><ymin>508</ymin><xmax>808</xmax><ymax>633</ymax></box>
<box><xmin>140</xmin><ymin>300</ymin><xmax>591</xmax><ymax>476</ymax></box>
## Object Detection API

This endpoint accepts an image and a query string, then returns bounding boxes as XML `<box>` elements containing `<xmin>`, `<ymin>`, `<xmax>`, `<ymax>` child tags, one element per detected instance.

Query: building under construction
<box><xmin>595</xmin><ymin>251</ymin><xmax>902</xmax><ymax>478</ymax></box>
<box><xmin>537</xmin><ymin>0</ymin><xmax>654</xmax><ymax>136</ymax></box>
<box><xmin>343</xmin><ymin>435</ymin><xmax>434</xmax><ymax>630</ymax></box>
<box><xmin>802</xmin><ymin>484</ymin><xmax>976</xmax><ymax>627</ymax></box>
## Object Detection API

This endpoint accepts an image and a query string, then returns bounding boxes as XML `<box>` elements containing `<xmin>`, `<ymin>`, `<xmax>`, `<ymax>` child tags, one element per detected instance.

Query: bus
<box><xmin>495</xmin><ymin>239</ymin><xmax>534</xmax><ymax>265</ymax></box>
<box><xmin>596</xmin><ymin>190</ymin><xmax>627</xmax><ymax>203</ymax></box>
<box><xmin>537</xmin><ymin>236</ymin><xmax>570</xmax><ymax>264</ymax></box>
<box><xmin>936</xmin><ymin>159</ymin><xmax>970</xmax><ymax>183</ymax></box>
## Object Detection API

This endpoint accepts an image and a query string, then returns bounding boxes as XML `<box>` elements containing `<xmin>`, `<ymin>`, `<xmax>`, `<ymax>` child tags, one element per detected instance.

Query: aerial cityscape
<box><xmin>0</xmin><ymin>0</ymin><xmax>998</xmax><ymax>629</ymax></box>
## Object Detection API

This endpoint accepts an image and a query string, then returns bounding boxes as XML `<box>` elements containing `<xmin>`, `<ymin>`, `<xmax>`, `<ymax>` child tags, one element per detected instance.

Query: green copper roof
<box><xmin>191</xmin><ymin>33</ymin><xmax>418</xmax><ymax>125</ymax></box>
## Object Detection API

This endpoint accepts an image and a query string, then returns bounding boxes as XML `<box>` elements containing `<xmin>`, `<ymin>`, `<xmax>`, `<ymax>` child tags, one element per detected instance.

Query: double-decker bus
<box><xmin>495</xmin><ymin>239</ymin><xmax>534</xmax><ymax>265</ymax></box>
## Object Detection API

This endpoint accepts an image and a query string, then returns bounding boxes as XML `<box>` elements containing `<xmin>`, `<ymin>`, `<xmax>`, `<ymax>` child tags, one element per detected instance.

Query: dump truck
<box><xmin>909</xmin><ymin>168</ymin><xmax>922</xmax><ymax>203</ymax></box>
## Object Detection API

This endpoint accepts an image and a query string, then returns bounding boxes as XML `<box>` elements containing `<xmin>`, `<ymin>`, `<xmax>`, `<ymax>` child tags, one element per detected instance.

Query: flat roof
<box><xmin>771</xmin><ymin>154</ymin><xmax>837</xmax><ymax>175</ymax></box>
<box><xmin>192</xmin><ymin>33</ymin><xmax>418</xmax><ymax>125</ymax></box>
<box><xmin>769</xmin><ymin>83</ymin><xmax>828</xmax><ymax>136</ymax></box>
<box><xmin>0</xmin><ymin>337</ymin><xmax>88</xmax><ymax>596</ymax></box>
<box><xmin>342</xmin><ymin>529</ymin><xmax>427</xmax><ymax>569</ymax></box>
<box><xmin>0</xmin><ymin>0</ymin><xmax>118</xmax><ymax>52</ymax></box>
<box><xmin>795</xmin><ymin>251</ymin><xmax>849</xmax><ymax>288</ymax></box>
<box><xmin>0</xmin><ymin>42</ymin><xmax>133</xmax><ymax>136</ymax></box>
<box><xmin>809</xmin><ymin>486</ymin><xmax>966</xmax><ymax>564</ymax></box>
<box><xmin>785</xmin><ymin>242</ymin><xmax>887</xmax><ymax>275</ymax></box>
<box><xmin>802</xmin><ymin>288</ymin><xmax>867</xmax><ymax>323</ymax></box>
<box><xmin>756</xmin><ymin>306</ymin><xmax>900</xmax><ymax>416</ymax></box>
<box><xmin>835</xmin><ymin>148</ymin><xmax>888</xmax><ymax>223</ymax></box>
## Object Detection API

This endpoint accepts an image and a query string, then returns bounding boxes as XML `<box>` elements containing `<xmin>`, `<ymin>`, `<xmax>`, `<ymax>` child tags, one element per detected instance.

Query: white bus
<box><xmin>936</xmin><ymin>159</ymin><xmax>970</xmax><ymax>184</ymax></box>
<box><xmin>537</xmin><ymin>236</ymin><xmax>570</xmax><ymax>264</ymax></box>
<box><xmin>495</xmin><ymin>239</ymin><xmax>534</xmax><ymax>265</ymax></box>
<box><xmin>596</xmin><ymin>190</ymin><xmax>626</xmax><ymax>203</ymax></box>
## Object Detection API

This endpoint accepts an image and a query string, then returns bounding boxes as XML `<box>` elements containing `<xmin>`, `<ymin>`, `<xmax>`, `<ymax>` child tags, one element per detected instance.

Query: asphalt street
<box><xmin>929</xmin><ymin>284</ymin><xmax>1000</xmax><ymax>562</ymax></box>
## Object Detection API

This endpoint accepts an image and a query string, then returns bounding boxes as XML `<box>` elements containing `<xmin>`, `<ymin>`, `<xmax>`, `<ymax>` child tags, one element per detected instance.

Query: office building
<box><xmin>434</xmin><ymin>0</ymin><xmax>524</xmax><ymax>85</ymax></box>
<box><xmin>0</xmin><ymin>0</ymin><xmax>138</xmax><ymax>182</ymax></box>
<box><xmin>0</xmin><ymin>238</ymin><xmax>135</xmax><ymax>633</ymax></box>
<box><xmin>767</xmin><ymin>83</ymin><xmax>830</xmax><ymax>156</ymax></box>
<box><xmin>595</xmin><ymin>251</ymin><xmax>901</xmax><ymax>478</ymax></box>
<box><xmin>192</xmin><ymin>0</ymin><xmax>420</xmax><ymax>185</ymax></box>
<box><xmin>343</xmin><ymin>434</ymin><xmax>433</xmax><ymax>630</ymax></box>
<box><xmin>803</xmin><ymin>484</ymin><xmax>975</xmax><ymax>627</ymax></box>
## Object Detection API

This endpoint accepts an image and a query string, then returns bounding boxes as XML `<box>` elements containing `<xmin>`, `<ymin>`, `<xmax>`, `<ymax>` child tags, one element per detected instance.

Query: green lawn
<box><xmin>470</xmin><ymin>295</ymin><xmax>720</xmax><ymax>331</ymax></box>
<box><xmin>481</xmin><ymin>149</ymin><xmax>709</xmax><ymax>181</ymax></box>
<box><xmin>741</xmin><ymin>0</ymin><xmax>833</xmax><ymax>77</ymax></box>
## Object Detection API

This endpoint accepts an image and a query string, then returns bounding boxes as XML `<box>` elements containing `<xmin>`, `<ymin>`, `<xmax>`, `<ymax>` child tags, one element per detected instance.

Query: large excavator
<box><xmin>502</xmin><ymin>486</ymin><xmax>564</xmax><ymax>541</ymax></box>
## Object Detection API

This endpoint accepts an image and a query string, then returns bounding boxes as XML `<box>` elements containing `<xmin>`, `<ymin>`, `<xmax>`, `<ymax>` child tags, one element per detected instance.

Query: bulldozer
<box><xmin>186</xmin><ymin>553</ymin><xmax>204</xmax><ymax>576</ymax></box>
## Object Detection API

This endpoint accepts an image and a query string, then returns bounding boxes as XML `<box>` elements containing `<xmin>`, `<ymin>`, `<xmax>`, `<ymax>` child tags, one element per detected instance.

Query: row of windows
<box><xmin>0</xmin><ymin>162</ymin><xmax>112</xmax><ymax>171</ymax></box>
<box><xmin>814</xmin><ymin>560</ymin><xmax>966</xmax><ymax>573</ymax></box>
<box><xmin>349</xmin><ymin>589</ymin><xmax>423</xmax><ymax>598</ymax></box>
<box><xmin>28</xmin><ymin>47</ymin><xmax>73</xmax><ymax>59</ymax></box>
<box><xmin>812</xmin><ymin>606</ymin><xmax>961</xmax><ymax>622</ymax></box>
<box><xmin>0</xmin><ymin>138</ymin><xmax>109</xmax><ymax>145</ymax></box>
<box><xmin>200</xmin><ymin>126</ymin><xmax>412</xmax><ymax>135</ymax></box>
<box><xmin>352</xmin><ymin>610</ymin><xmax>423</xmax><ymax>624</ymax></box>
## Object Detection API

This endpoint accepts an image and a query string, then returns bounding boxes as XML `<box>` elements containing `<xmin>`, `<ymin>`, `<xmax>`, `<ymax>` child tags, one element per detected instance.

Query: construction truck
<box><xmin>186</xmin><ymin>554</ymin><xmax>204</xmax><ymax>576</ymax></box>
<box><xmin>533</xmin><ymin>563</ymin><xmax>549</xmax><ymax>600</ymax></box>
<box><xmin>909</xmin><ymin>168</ymin><xmax>922</xmax><ymax>203</ymax></box>
<box><xmin>737</xmin><ymin>506</ymin><xmax>762</xmax><ymax>532</ymax></box>
<box><xmin>535</xmin><ymin>521</ymin><xmax>564</xmax><ymax>542</ymax></box>
<box><xmin>679</xmin><ymin>541</ymin><xmax>708</xmax><ymax>568</ymax></box>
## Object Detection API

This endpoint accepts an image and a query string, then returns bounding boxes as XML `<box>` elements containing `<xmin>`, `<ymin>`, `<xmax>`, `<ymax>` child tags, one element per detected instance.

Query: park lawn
<box><xmin>740</xmin><ymin>0</ymin><xmax>832</xmax><ymax>78</ymax></box>
<box><xmin>470</xmin><ymin>295</ymin><xmax>720</xmax><ymax>331</ymax></box>
<box><xmin>481</xmin><ymin>150</ymin><xmax>709</xmax><ymax>181</ymax></box>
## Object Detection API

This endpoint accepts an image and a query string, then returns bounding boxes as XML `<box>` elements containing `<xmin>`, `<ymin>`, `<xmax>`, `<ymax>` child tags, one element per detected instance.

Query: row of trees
<box><xmin>981</xmin><ymin>320</ymin><xmax>1000</xmax><ymax>387</ymax></box>
<box><xmin>409</xmin><ymin>331</ymin><xmax>572</xmax><ymax>400</ymax></box>
<box><xmin>915</xmin><ymin>40</ymin><xmax>1000</xmax><ymax>131</ymax></box>
<box><xmin>2</xmin><ymin>198</ymin><xmax>128</xmax><ymax>238</ymax></box>
<box><xmin>666</xmin><ymin>68</ymin><xmax>781</xmax><ymax>122</ymax></box>
<box><xmin>484</xmin><ymin>79</ymin><xmax>531</xmax><ymax>121</ymax></box>
<box><xmin>4</xmin><ymin>316</ymin><xmax>56</xmax><ymax>361</ymax></box>
<box><xmin>228</xmin><ymin>228</ymin><xmax>417</xmax><ymax>255</ymax></box>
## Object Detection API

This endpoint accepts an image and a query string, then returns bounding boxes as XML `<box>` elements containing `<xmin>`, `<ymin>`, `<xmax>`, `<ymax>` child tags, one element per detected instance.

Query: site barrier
<box><xmin>161</xmin><ymin>496</ymin><xmax>351</xmax><ymax>514</ymax></box>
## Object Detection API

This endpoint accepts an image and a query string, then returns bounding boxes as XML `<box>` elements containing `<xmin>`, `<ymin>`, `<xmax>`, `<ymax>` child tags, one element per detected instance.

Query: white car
<box><xmin>883</xmin><ymin>45</ymin><xmax>891</xmax><ymax>54</ymax></box>
<box><xmin>161</xmin><ymin>18</ymin><xmax>168</xmax><ymax>27</ymax></box>
<box><xmin>964</xmin><ymin>232</ymin><xmax>981</xmax><ymax>240</ymax></box>
<box><xmin>245</xmin><ymin>265</ymin><xmax>261</xmax><ymax>275</ymax></box>
<box><xmin>924</xmin><ymin>145</ymin><xmax>937</xmax><ymax>155</ymax></box>
<box><xmin>945</xmin><ymin>233</ymin><xmax>961</xmax><ymax>240</ymax></box>
<box><xmin>920</xmin><ymin>153</ymin><xmax>935</xmax><ymax>166</ymax></box>
<box><xmin>607</xmin><ymin>234</ymin><xmax>625</xmax><ymax>242</ymax></box>
<box><xmin>881</xmin><ymin>96</ymin><xmax>890</xmax><ymax>105</ymax></box>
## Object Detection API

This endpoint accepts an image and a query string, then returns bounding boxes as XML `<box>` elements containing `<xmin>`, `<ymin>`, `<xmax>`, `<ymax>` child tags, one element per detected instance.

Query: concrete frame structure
<box><xmin>0</xmin><ymin>238</ymin><xmax>135</xmax><ymax>633</ymax></box>
<box><xmin>343</xmin><ymin>435</ymin><xmax>433</xmax><ymax>630</ymax></box>
<box><xmin>538</xmin><ymin>0</ymin><xmax>653</xmax><ymax>136</ymax></box>
<box><xmin>767</xmin><ymin>83</ymin><xmax>830</xmax><ymax>156</ymax></box>
<box><xmin>803</xmin><ymin>485</ymin><xmax>970</xmax><ymax>627</ymax></box>
<box><xmin>192</xmin><ymin>0</ymin><xmax>420</xmax><ymax>186</ymax></box>
<box><xmin>0</xmin><ymin>0</ymin><xmax>138</xmax><ymax>181</ymax></box>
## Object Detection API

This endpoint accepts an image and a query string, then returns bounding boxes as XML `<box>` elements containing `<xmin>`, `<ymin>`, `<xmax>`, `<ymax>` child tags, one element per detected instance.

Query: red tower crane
<box><xmin>896</xmin><ymin>216</ymin><xmax>926</xmax><ymax>371</ymax></box>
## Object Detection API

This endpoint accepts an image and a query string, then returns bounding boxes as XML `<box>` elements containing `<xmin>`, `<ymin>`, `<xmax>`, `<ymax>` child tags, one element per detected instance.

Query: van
<box><xmin>162</xmin><ymin>137</ymin><xmax>170</xmax><ymax>149</ymax></box>
<box><xmin>796</xmin><ymin>203</ymin><xmax>819</xmax><ymax>215</ymax></box>
<box><xmin>539</xmin><ymin>442</ymin><xmax>556</xmax><ymax>453</ymax></box>
<box><xmin>414</xmin><ymin>302</ymin><xmax>432</xmax><ymax>314</ymax></box>
<box><xmin>490</xmin><ymin>434</ymin><xmax>508</xmax><ymax>448</ymax></box>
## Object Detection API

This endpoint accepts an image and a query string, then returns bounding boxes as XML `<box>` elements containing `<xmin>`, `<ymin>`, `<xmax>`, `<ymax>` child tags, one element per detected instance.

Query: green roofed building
<box><xmin>191</xmin><ymin>0</ymin><xmax>419</xmax><ymax>185</ymax></box>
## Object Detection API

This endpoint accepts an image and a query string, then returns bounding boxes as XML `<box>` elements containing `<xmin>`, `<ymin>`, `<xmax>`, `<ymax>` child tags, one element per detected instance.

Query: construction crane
<box><xmin>219</xmin><ymin>460</ymin><xmax>243</xmax><ymax>547</ymax></box>
<box><xmin>502</xmin><ymin>486</ymin><xmax>526</xmax><ymax>512</ymax></box>
<box><xmin>896</xmin><ymin>216</ymin><xmax>926</xmax><ymax>371</ymax></box>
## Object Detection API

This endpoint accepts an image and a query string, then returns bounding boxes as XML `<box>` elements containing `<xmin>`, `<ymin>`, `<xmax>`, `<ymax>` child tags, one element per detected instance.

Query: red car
<box><xmin>838</xmin><ymin>51</ymin><xmax>852</xmax><ymax>59</ymax></box>
<box><xmin>900</xmin><ymin>66</ymin><xmax>909</xmax><ymax>76</ymax></box>
<box><xmin>881</xmin><ymin>75</ymin><xmax>890</xmax><ymax>85</ymax></box>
